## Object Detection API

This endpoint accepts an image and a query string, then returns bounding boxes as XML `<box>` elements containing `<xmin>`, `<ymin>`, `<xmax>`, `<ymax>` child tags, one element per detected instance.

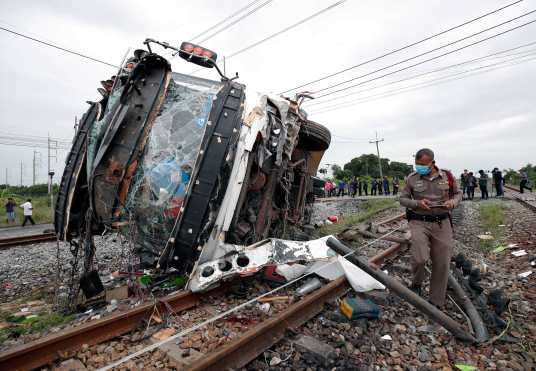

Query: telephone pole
<box><xmin>5</xmin><ymin>168</ymin><xmax>8</xmax><ymax>185</ymax></box>
<box><xmin>33</xmin><ymin>150</ymin><xmax>37</xmax><ymax>185</ymax></box>
<box><xmin>47</xmin><ymin>135</ymin><xmax>58</xmax><ymax>195</ymax></box>
<box><xmin>369</xmin><ymin>132</ymin><xmax>384</xmax><ymax>178</ymax></box>
<box><xmin>20</xmin><ymin>162</ymin><xmax>23</xmax><ymax>186</ymax></box>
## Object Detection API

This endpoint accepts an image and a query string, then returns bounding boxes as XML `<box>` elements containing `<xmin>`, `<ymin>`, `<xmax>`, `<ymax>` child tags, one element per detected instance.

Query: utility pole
<box><xmin>20</xmin><ymin>162</ymin><xmax>23</xmax><ymax>186</ymax></box>
<box><xmin>5</xmin><ymin>168</ymin><xmax>7</xmax><ymax>186</ymax></box>
<box><xmin>33</xmin><ymin>150</ymin><xmax>37</xmax><ymax>185</ymax></box>
<box><xmin>369</xmin><ymin>131</ymin><xmax>384</xmax><ymax>178</ymax></box>
<box><xmin>47</xmin><ymin>134</ymin><xmax>58</xmax><ymax>195</ymax></box>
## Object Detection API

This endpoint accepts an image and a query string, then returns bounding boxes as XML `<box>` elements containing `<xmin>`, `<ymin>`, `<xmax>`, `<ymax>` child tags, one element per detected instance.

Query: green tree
<box><xmin>342</xmin><ymin>154</ymin><xmax>412</xmax><ymax>178</ymax></box>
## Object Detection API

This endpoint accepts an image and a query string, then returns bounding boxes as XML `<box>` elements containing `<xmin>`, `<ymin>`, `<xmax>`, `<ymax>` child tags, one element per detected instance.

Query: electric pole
<box><xmin>47</xmin><ymin>135</ymin><xmax>58</xmax><ymax>195</ymax></box>
<box><xmin>20</xmin><ymin>161</ymin><xmax>23</xmax><ymax>186</ymax></box>
<box><xmin>369</xmin><ymin>132</ymin><xmax>384</xmax><ymax>178</ymax></box>
<box><xmin>33</xmin><ymin>150</ymin><xmax>37</xmax><ymax>185</ymax></box>
<box><xmin>5</xmin><ymin>168</ymin><xmax>8</xmax><ymax>185</ymax></box>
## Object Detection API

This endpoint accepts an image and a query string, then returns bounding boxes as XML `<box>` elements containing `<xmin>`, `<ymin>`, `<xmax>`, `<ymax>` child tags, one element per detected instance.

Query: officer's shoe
<box><xmin>409</xmin><ymin>284</ymin><xmax>422</xmax><ymax>297</ymax></box>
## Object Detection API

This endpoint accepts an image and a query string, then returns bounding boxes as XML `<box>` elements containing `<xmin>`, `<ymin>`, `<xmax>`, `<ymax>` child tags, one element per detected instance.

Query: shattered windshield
<box><xmin>122</xmin><ymin>73</ymin><xmax>223</xmax><ymax>264</ymax></box>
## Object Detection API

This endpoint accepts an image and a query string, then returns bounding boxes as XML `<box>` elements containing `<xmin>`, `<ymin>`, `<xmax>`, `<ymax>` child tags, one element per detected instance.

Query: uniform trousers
<box><xmin>409</xmin><ymin>218</ymin><xmax>454</xmax><ymax>306</ymax></box>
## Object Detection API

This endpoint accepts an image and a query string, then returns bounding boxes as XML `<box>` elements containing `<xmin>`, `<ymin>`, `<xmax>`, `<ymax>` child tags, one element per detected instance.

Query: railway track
<box><xmin>0</xmin><ymin>213</ymin><xmax>407</xmax><ymax>371</ymax></box>
<box><xmin>504</xmin><ymin>184</ymin><xmax>536</xmax><ymax>212</ymax></box>
<box><xmin>0</xmin><ymin>232</ymin><xmax>56</xmax><ymax>250</ymax></box>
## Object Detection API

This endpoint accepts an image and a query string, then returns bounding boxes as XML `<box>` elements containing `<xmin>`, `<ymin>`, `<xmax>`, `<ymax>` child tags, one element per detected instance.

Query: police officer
<box><xmin>400</xmin><ymin>148</ymin><xmax>462</xmax><ymax>308</ymax></box>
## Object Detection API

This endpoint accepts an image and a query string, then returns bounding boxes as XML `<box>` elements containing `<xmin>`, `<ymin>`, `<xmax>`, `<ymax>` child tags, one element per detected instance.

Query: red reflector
<box><xmin>193</xmin><ymin>47</ymin><xmax>203</xmax><ymax>55</ymax></box>
<box><xmin>202</xmin><ymin>50</ymin><xmax>213</xmax><ymax>58</ymax></box>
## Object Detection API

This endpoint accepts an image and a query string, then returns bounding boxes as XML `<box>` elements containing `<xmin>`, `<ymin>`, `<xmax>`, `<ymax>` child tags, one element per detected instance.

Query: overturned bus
<box><xmin>55</xmin><ymin>39</ymin><xmax>331</xmax><ymax>294</ymax></box>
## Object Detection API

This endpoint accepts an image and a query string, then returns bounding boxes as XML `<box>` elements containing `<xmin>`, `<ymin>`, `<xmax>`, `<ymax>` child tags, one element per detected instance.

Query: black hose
<box><xmin>326</xmin><ymin>237</ymin><xmax>476</xmax><ymax>343</ymax></box>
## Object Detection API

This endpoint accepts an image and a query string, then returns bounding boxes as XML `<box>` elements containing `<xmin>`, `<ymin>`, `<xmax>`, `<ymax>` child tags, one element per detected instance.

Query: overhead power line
<box><xmin>308</xmin><ymin>52</ymin><xmax>536</xmax><ymax>115</ymax></box>
<box><xmin>0</xmin><ymin>26</ymin><xmax>118</xmax><ymax>68</ymax></box>
<box><xmin>190</xmin><ymin>0</ymin><xmax>348</xmax><ymax>73</ymax></box>
<box><xmin>279</xmin><ymin>0</ymin><xmax>524</xmax><ymax>94</ymax></box>
<box><xmin>225</xmin><ymin>0</ymin><xmax>347</xmax><ymax>60</ymax></box>
<box><xmin>305</xmin><ymin>40</ymin><xmax>536</xmax><ymax>108</ymax></box>
<box><xmin>189</xmin><ymin>0</ymin><xmax>265</xmax><ymax>41</ymax></box>
<box><xmin>0</xmin><ymin>132</ymin><xmax>71</xmax><ymax>143</ymax></box>
<box><xmin>196</xmin><ymin>0</ymin><xmax>275</xmax><ymax>44</ymax></box>
<box><xmin>0</xmin><ymin>141</ymin><xmax>71</xmax><ymax>150</ymax></box>
<box><xmin>312</xmin><ymin>17</ymin><xmax>536</xmax><ymax>100</ymax></box>
<box><xmin>312</xmin><ymin>10</ymin><xmax>536</xmax><ymax>96</ymax></box>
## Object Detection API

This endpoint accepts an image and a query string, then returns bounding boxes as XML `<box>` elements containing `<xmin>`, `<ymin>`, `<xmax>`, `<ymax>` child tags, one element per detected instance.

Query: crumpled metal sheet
<box><xmin>189</xmin><ymin>235</ymin><xmax>337</xmax><ymax>292</ymax></box>
<box><xmin>87</xmin><ymin>86</ymin><xmax>124</xmax><ymax>178</ymax></box>
<box><xmin>196</xmin><ymin>92</ymin><xmax>302</xmax><ymax>265</ymax></box>
<box><xmin>120</xmin><ymin>73</ymin><xmax>222</xmax><ymax>262</ymax></box>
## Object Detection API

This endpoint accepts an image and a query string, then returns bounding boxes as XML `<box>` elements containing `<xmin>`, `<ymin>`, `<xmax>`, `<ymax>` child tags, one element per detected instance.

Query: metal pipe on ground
<box><xmin>326</xmin><ymin>237</ymin><xmax>476</xmax><ymax>343</ymax></box>
<box><xmin>447</xmin><ymin>273</ymin><xmax>489</xmax><ymax>343</ymax></box>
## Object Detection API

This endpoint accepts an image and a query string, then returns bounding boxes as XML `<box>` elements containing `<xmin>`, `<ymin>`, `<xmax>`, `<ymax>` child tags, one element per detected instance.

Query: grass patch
<box><xmin>0</xmin><ymin>195</ymin><xmax>53</xmax><ymax>227</ymax></box>
<box><xmin>318</xmin><ymin>198</ymin><xmax>398</xmax><ymax>236</ymax></box>
<box><xmin>480</xmin><ymin>202</ymin><xmax>506</xmax><ymax>230</ymax></box>
<box><xmin>479</xmin><ymin>202</ymin><xmax>507</xmax><ymax>251</ymax></box>
<box><xmin>0</xmin><ymin>312</ymin><xmax>73</xmax><ymax>345</ymax></box>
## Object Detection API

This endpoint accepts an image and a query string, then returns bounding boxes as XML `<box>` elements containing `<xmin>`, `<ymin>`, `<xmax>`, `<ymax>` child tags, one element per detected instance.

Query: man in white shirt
<box><xmin>20</xmin><ymin>199</ymin><xmax>35</xmax><ymax>226</ymax></box>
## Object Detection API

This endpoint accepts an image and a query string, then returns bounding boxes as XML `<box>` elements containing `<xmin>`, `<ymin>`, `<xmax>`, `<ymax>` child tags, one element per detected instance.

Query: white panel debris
<box><xmin>189</xmin><ymin>235</ymin><xmax>384</xmax><ymax>293</ymax></box>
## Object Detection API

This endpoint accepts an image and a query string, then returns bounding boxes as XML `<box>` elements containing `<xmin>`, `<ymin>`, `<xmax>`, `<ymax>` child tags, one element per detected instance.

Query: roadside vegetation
<box><xmin>478</xmin><ymin>201</ymin><xmax>507</xmax><ymax>251</ymax></box>
<box><xmin>318</xmin><ymin>198</ymin><xmax>399</xmax><ymax>236</ymax></box>
<box><xmin>503</xmin><ymin>163</ymin><xmax>536</xmax><ymax>185</ymax></box>
<box><xmin>0</xmin><ymin>311</ymin><xmax>73</xmax><ymax>345</ymax></box>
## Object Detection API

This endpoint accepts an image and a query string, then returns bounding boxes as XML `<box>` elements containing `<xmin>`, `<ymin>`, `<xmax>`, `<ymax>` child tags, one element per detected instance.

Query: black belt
<box><xmin>406</xmin><ymin>209</ymin><xmax>449</xmax><ymax>223</ymax></box>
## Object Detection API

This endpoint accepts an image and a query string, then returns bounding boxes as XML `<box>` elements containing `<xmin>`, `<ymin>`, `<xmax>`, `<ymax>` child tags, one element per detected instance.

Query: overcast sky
<box><xmin>1</xmin><ymin>0</ymin><xmax>535</xmax><ymax>185</ymax></box>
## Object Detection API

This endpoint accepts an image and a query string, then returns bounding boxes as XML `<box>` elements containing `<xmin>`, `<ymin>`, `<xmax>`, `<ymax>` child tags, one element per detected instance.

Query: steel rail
<box><xmin>0</xmin><ymin>290</ymin><xmax>204</xmax><ymax>370</ymax></box>
<box><xmin>0</xmin><ymin>225</ymin><xmax>407</xmax><ymax>370</ymax></box>
<box><xmin>187</xmin><ymin>240</ymin><xmax>405</xmax><ymax>370</ymax></box>
<box><xmin>374</xmin><ymin>212</ymin><xmax>406</xmax><ymax>227</ymax></box>
<box><xmin>0</xmin><ymin>233</ymin><xmax>56</xmax><ymax>250</ymax></box>
<box><xmin>504</xmin><ymin>184</ymin><xmax>536</xmax><ymax>212</ymax></box>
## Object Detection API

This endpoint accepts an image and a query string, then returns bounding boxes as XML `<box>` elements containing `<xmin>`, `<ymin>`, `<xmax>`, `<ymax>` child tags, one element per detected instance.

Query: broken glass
<box><xmin>121</xmin><ymin>73</ymin><xmax>223</xmax><ymax>264</ymax></box>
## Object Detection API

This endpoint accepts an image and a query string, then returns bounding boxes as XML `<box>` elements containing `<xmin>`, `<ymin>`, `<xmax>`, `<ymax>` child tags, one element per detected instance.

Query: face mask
<box><xmin>415</xmin><ymin>164</ymin><xmax>431</xmax><ymax>175</ymax></box>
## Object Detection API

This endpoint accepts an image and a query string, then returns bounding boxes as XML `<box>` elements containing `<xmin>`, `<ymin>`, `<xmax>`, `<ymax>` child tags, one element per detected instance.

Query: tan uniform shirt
<box><xmin>399</xmin><ymin>169</ymin><xmax>462</xmax><ymax>216</ymax></box>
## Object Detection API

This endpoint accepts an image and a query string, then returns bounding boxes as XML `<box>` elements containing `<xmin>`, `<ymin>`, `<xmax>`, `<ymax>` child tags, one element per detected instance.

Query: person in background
<box><xmin>460</xmin><ymin>169</ymin><xmax>468</xmax><ymax>200</ymax></box>
<box><xmin>337</xmin><ymin>180</ymin><xmax>346</xmax><ymax>197</ymax></box>
<box><xmin>371</xmin><ymin>178</ymin><xmax>377</xmax><ymax>196</ymax></box>
<box><xmin>351</xmin><ymin>177</ymin><xmax>358</xmax><ymax>198</ymax></box>
<box><xmin>20</xmin><ymin>199</ymin><xmax>35</xmax><ymax>226</ymax></box>
<box><xmin>492</xmin><ymin>168</ymin><xmax>504</xmax><ymax>197</ymax></box>
<box><xmin>358</xmin><ymin>177</ymin><xmax>363</xmax><ymax>196</ymax></box>
<box><xmin>393</xmin><ymin>177</ymin><xmax>400</xmax><ymax>195</ymax></box>
<box><xmin>383</xmin><ymin>176</ymin><xmax>390</xmax><ymax>195</ymax></box>
<box><xmin>377</xmin><ymin>178</ymin><xmax>383</xmax><ymax>195</ymax></box>
<box><xmin>478</xmin><ymin>170</ymin><xmax>489</xmax><ymax>200</ymax></box>
<box><xmin>520</xmin><ymin>169</ymin><xmax>533</xmax><ymax>193</ymax></box>
<box><xmin>5</xmin><ymin>197</ymin><xmax>16</xmax><ymax>224</ymax></box>
<box><xmin>466</xmin><ymin>172</ymin><xmax>477</xmax><ymax>200</ymax></box>
<box><xmin>363</xmin><ymin>178</ymin><xmax>369</xmax><ymax>196</ymax></box>
<box><xmin>332</xmin><ymin>180</ymin><xmax>338</xmax><ymax>197</ymax></box>
<box><xmin>324</xmin><ymin>180</ymin><xmax>333</xmax><ymax>198</ymax></box>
